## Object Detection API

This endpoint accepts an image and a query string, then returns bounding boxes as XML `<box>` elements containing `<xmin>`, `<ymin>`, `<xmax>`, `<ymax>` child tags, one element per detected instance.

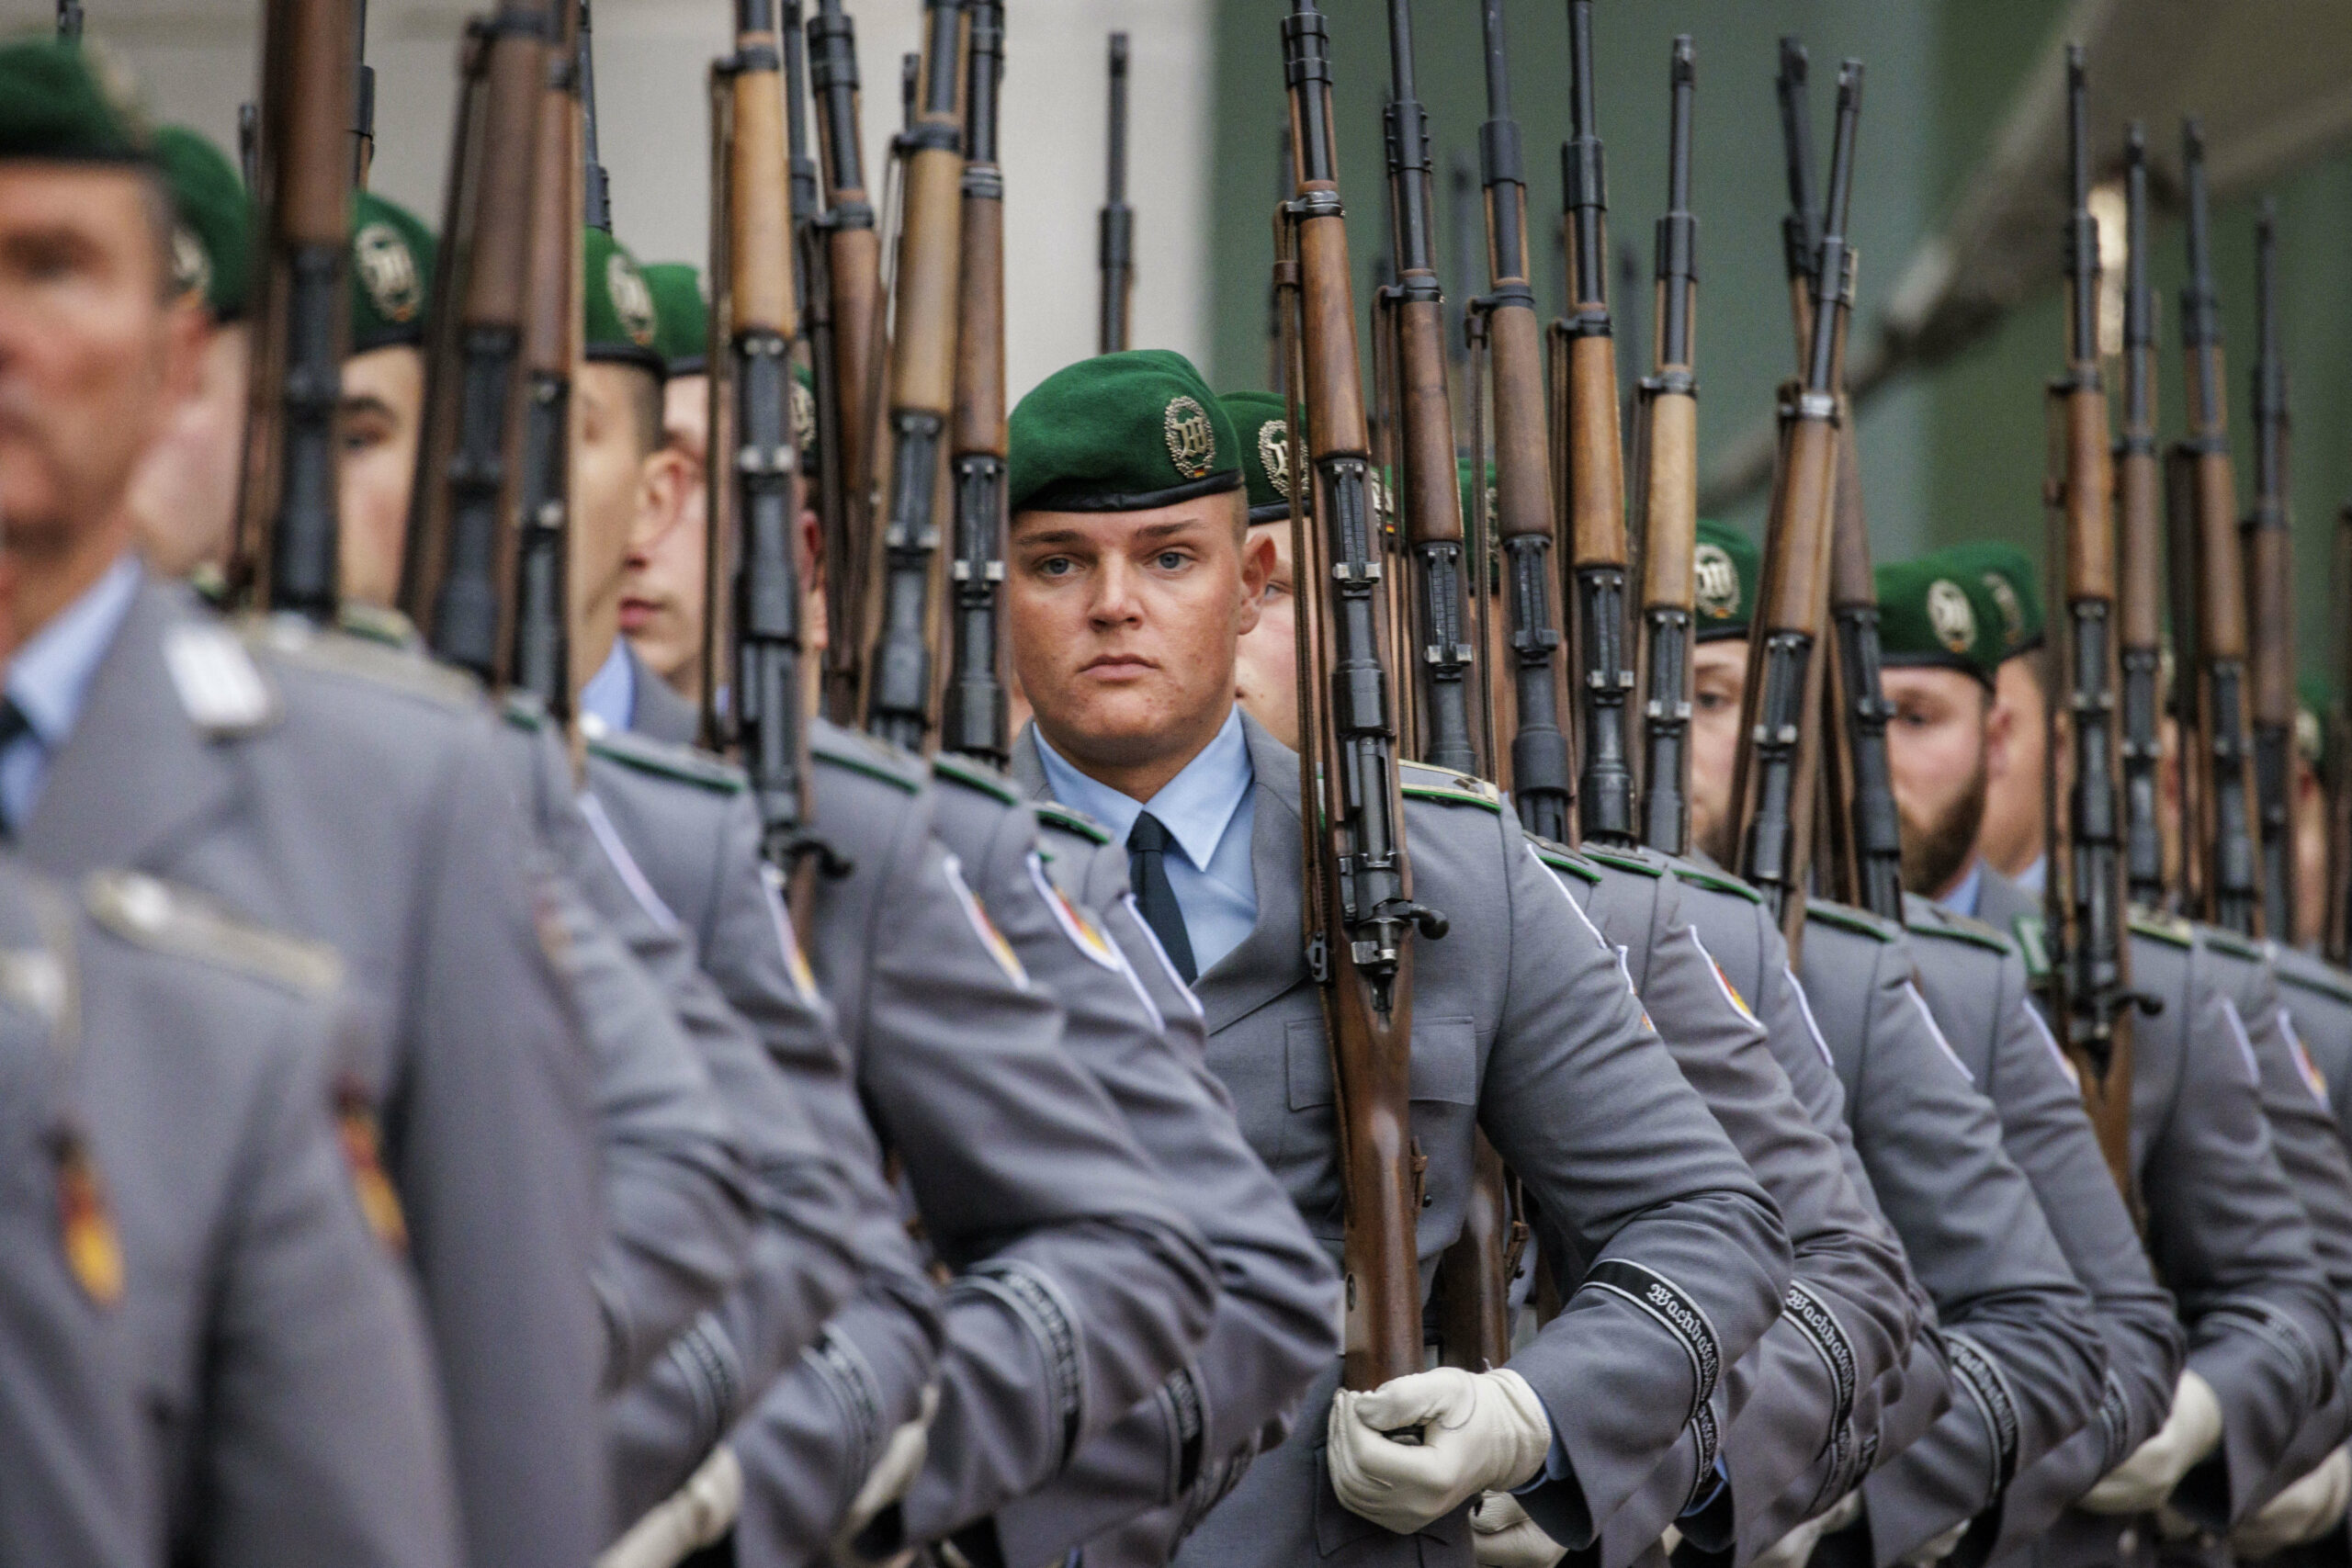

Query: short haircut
<box><xmin>622</xmin><ymin>365</ymin><xmax>663</xmax><ymax>463</ymax></box>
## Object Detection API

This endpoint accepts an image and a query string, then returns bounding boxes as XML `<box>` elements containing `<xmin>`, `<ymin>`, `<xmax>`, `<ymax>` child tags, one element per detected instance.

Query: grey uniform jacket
<box><xmin>1543</xmin><ymin>844</ymin><xmax>1917</xmax><ymax>1568</ymax></box>
<box><xmin>19</xmin><ymin>581</ymin><xmax>605</xmax><ymax>1568</ymax></box>
<box><xmin>931</xmin><ymin>753</ymin><xmax>1339</xmax><ymax>1568</ymax></box>
<box><xmin>59</xmin><ymin>867</ymin><xmax>464</xmax><ymax>1568</ymax></box>
<box><xmin>1016</xmin><ymin>715</ymin><xmax>1793</xmax><ymax>1568</ymax></box>
<box><xmin>2273</xmin><ymin>945</ymin><xmax>2352</xmax><ymax>1157</ymax></box>
<box><xmin>1790</xmin><ymin>904</ymin><xmax>2105</xmax><ymax>1567</ymax></box>
<box><xmin>727</xmin><ymin>719</ymin><xmax>1219</xmax><ymax>1564</ymax></box>
<box><xmin>574</xmin><ymin>719</ymin><xmax>938</xmax><ymax>1531</ymax></box>
<box><xmin>1895</xmin><ymin>897</ymin><xmax>2182</xmax><ymax>1562</ymax></box>
<box><xmin>630</xmin><ymin>647</ymin><xmax>701</xmax><ymax>745</ymax></box>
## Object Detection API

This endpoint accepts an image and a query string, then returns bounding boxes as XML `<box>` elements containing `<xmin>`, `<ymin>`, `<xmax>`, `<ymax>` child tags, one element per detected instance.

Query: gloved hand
<box><xmin>2080</xmin><ymin>1371</ymin><xmax>2222</xmax><ymax>1515</ymax></box>
<box><xmin>1751</xmin><ymin>1488</ymin><xmax>1862</xmax><ymax>1568</ymax></box>
<box><xmin>2232</xmin><ymin>1447</ymin><xmax>2352</xmax><ymax>1559</ymax></box>
<box><xmin>1900</xmin><ymin>1517</ymin><xmax>1969</xmax><ymax>1567</ymax></box>
<box><xmin>1470</xmin><ymin>1490</ymin><xmax>1566</xmax><ymax>1568</ymax></box>
<box><xmin>1327</xmin><ymin>1367</ymin><xmax>1554</xmax><ymax>1535</ymax></box>
<box><xmin>596</xmin><ymin>1444</ymin><xmax>743</xmax><ymax>1568</ymax></box>
<box><xmin>832</xmin><ymin>1384</ymin><xmax>941</xmax><ymax>1568</ymax></box>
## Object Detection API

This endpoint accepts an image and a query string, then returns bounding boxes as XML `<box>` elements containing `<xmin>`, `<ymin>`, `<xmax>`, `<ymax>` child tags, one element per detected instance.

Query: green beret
<box><xmin>1941</xmin><ymin>539</ymin><xmax>2044</xmax><ymax>657</ymax></box>
<box><xmin>1876</xmin><ymin>550</ymin><xmax>2003</xmax><ymax>684</ymax></box>
<box><xmin>1693</xmin><ymin>519</ymin><xmax>1758</xmax><ymax>641</ymax></box>
<box><xmin>1011</xmin><ymin>350</ymin><xmax>1241</xmax><ymax>514</ymax></box>
<box><xmin>0</xmin><ymin>39</ymin><xmax>149</xmax><ymax>164</ymax></box>
<box><xmin>640</xmin><ymin>262</ymin><xmax>707</xmax><ymax>377</ymax></box>
<box><xmin>346</xmin><ymin>189</ymin><xmax>435</xmax><ymax>355</ymax></box>
<box><xmin>153</xmin><ymin>126</ymin><xmax>250</xmax><ymax>320</ymax></box>
<box><xmin>583</xmin><ymin>227</ymin><xmax>664</xmax><ymax>378</ymax></box>
<box><xmin>1219</xmin><ymin>389</ymin><xmax>1294</xmax><ymax>523</ymax></box>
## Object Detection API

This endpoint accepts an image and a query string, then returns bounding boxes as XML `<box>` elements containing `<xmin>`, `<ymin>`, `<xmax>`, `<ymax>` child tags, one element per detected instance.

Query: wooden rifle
<box><xmin>861</xmin><ymin>0</ymin><xmax>967</xmax><ymax>752</ymax></box>
<box><xmin>2040</xmin><ymin>45</ymin><xmax>2136</xmax><ymax>1203</ymax></box>
<box><xmin>352</xmin><ymin>0</ymin><xmax>374</xmax><ymax>186</ymax></box>
<box><xmin>238</xmin><ymin>0</ymin><xmax>359</xmax><ymax>620</ymax></box>
<box><xmin>2171</xmin><ymin>119</ymin><xmax>2261</xmax><ymax>937</ymax></box>
<box><xmin>2246</xmin><ymin>202</ymin><xmax>2296</xmax><ymax>942</ymax></box>
<box><xmin>1632</xmin><ymin>37</ymin><xmax>1698</xmax><ymax>857</ymax></box>
<box><xmin>1556</xmin><ymin>0</ymin><xmax>1634</xmax><ymax>847</ymax></box>
<box><xmin>576</xmin><ymin>0</ymin><xmax>607</xmax><ymax>231</ymax></box>
<box><xmin>1098</xmin><ymin>33</ymin><xmax>1134</xmax><ymax>355</ymax></box>
<box><xmin>1278</xmin><ymin>0</ymin><xmax>1446</xmax><ymax>1393</ymax></box>
<box><xmin>2116</xmin><ymin>125</ymin><xmax>2168</xmax><ymax>914</ymax></box>
<box><xmin>1730</xmin><ymin>61</ymin><xmax>1861</xmax><ymax>954</ymax></box>
<box><xmin>941</xmin><ymin>0</ymin><xmax>1008</xmax><ymax>765</ymax></box>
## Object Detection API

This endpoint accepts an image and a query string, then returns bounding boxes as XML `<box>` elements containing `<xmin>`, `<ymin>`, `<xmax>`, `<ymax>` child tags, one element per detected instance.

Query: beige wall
<box><xmin>81</xmin><ymin>0</ymin><xmax>1214</xmax><ymax>401</ymax></box>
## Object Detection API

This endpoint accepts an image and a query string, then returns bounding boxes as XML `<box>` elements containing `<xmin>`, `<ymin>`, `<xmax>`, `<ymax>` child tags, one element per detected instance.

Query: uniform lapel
<box><xmin>22</xmin><ymin>582</ymin><xmax>245</xmax><ymax>878</ymax></box>
<box><xmin>627</xmin><ymin>644</ymin><xmax>702</xmax><ymax>745</ymax></box>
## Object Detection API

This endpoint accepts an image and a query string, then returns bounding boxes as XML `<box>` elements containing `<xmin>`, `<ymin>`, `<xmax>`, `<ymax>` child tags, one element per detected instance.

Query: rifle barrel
<box><xmin>2117</xmin><ymin>123</ymin><xmax>2165</xmax><ymax>909</ymax></box>
<box><xmin>578</xmin><ymin>0</ymin><xmax>609</xmax><ymax>231</ymax></box>
<box><xmin>1098</xmin><ymin>32</ymin><xmax>1133</xmax><ymax>355</ymax></box>
<box><xmin>2248</xmin><ymin>200</ymin><xmax>2295</xmax><ymax>941</ymax></box>
<box><xmin>943</xmin><ymin>0</ymin><xmax>1009</xmax><ymax>764</ymax></box>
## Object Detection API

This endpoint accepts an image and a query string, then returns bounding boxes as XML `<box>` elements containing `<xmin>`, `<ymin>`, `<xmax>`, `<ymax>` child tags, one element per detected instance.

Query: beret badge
<box><xmin>353</xmin><ymin>221</ymin><xmax>422</xmax><ymax>324</ymax></box>
<box><xmin>1694</xmin><ymin>544</ymin><xmax>1738</xmax><ymax>620</ymax></box>
<box><xmin>1257</xmin><ymin>418</ymin><xmax>1290</xmax><ymax>500</ymax></box>
<box><xmin>1927</xmin><ymin>579</ymin><xmax>1977</xmax><ymax>654</ymax></box>
<box><xmin>606</xmin><ymin>252</ymin><xmax>658</xmax><ymax>348</ymax></box>
<box><xmin>1163</xmin><ymin>395</ymin><xmax>1216</xmax><ymax>480</ymax></box>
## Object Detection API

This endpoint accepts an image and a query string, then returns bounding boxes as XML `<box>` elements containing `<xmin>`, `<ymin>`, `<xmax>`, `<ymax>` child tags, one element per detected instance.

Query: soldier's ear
<box><xmin>628</xmin><ymin>446</ymin><xmax>694</xmax><ymax>554</ymax></box>
<box><xmin>1237</xmin><ymin>529</ymin><xmax>1275</xmax><ymax>634</ymax></box>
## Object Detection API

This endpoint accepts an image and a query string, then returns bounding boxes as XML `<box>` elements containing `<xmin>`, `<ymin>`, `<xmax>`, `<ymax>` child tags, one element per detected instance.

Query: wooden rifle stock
<box><xmin>862</xmin><ymin>0</ymin><xmax>967</xmax><ymax>752</ymax></box>
<box><xmin>1281</xmin><ymin>0</ymin><xmax>1442</xmax><ymax>1393</ymax></box>
<box><xmin>512</xmin><ymin>0</ymin><xmax>580</xmax><ymax>717</ymax></box>
<box><xmin>942</xmin><ymin>0</ymin><xmax>1008</xmax><ymax>765</ymax></box>
<box><xmin>2245</xmin><ymin>204</ymin><xmax>2296</xmax><ymax>942</ymax></box>
<box><xmin>1559</xmin><ymin>0</ymin><xmax>1634</xmax><ymax>847</ymax></box>
<box><xmin>2041</xmin><ymin>46</ymin><xmax>2135</xmax><ymax>1206</ymax></box>
<box><xmin>1633</xmin><ymin>37</ymin><xmax>1697</xmax><ymax>858</ymax></box>
<box><xmin>1732</xmin><ymin>62</ymin><xmax>1861</xmax><ymax>957</ymax></box>
<box><xmin>2115</xmin><ymin>125</ymin><xmax>2167</xmax><ymax>914</ymax></box>
<box><xmin>2176</xmin><ymin>119</ymin><xmax>2261</xmax><ymax>938</ymax></box>
<box><xmin>1098</xmin><ymin>33</ymin><xmax>1134</xmax><ymax>355</ymax></box>
<box><xmin>241</xmin><ymin>0</ymin><xmax>358</xmax><ymax>620</ymax></box>
<box><xmin>352</xmin><ymin>0</ymin><xmax>375</xmax><ymax>187</ymax></box>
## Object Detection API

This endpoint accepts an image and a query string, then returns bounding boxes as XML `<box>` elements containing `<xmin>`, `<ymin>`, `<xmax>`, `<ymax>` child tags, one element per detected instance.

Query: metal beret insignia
<box><xmin>352</xmin><ymin>221</ymin><xmax>423</xmax><ymax>324</ymax></box>
<box><xmin>1693</xmin><ymin>543</ymin><xmax>1738</xmax><ymax>619</ymax></box>
<box><xmin>170</xmin><ymin>224</ymin><xmax>211</xmax><ymax>303</ymax></box>
<box><xmin>1927</xmin><ymin>578</ymin><xmax>1977</xmax><ymax>654</ymax></box>
<box><xmin>1163</xmin><ymin>394</ymin><xmax>1216</xmax><ymax>480</ymax></box>
<box><xmin>1983</xmin><ymin>572</ymin><xmax>2025</xmax><ymax>650</ymax></box>
<box><xmin>1258</xmin><ymin>418</ymin><xmax>1290</xmax><ymax>499</ymax></box>
<box><xmin>607</xmin><ymin>252</ymin><xmax>658</xmax><ymax>348</ymax></box>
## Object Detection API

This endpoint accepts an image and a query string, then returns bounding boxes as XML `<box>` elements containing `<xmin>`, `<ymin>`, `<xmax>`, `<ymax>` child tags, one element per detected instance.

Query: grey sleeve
<box><xmin>1483</xmin><ymin>832</ymin><xmax>1795</xmax><ymax>1552</ymax></box>
<box><xmin>982</xmin><ymin>826</ymin><xmax>1338</xmax><ymax>1568</ymax></box>
<box><xmin>1829</xmin><ymin>943</ymin><xmax>2104</xmax><ymax>1566</ymax></box>
<box><xmin>198</xmin><ymin>1003</ymin><xmax>464</xmax><ymax>1568</ymax></box>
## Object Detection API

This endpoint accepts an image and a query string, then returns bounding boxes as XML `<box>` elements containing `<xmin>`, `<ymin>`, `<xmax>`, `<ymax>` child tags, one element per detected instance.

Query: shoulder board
<box><xmin>2199</xmin><ymin>925</ymin><xmax>2264</xmax><ymax>964</ymax></box>
<box><xmin>2275</xmin><ymin>951</ymin><xmax>2352</xmax><ymax>1009</ymax></box>
<box><xmin>1903</xmin><ymin>905</ymin><xmax>2014</xmax><ymax>956</ymax></box>
<box><xmin>2127</xmin><ymin>913</ymin><xmax>2194</xmax><ymax>949</ymax></box>
<box><xmin>930</xmin><ymin>751</ymin><xmax>1020</xmax><ymax>807</ymax></box>
<box><xmin>334</xmin><ymin>602</ymin><xmax>420</xmax><ymax>651</ymax></box>
<box><xmin>503</xmin><ymin>692</ymin><xmax>546</xmax><ymax>732</ymax></box>
<box><xmin>811</xmin><ymin>728</ymin><xmax>924</xmax><ymax>795</ymax></box>
<box><xmin>1670</xmin><ymin>862</ymin><xmax>1763</xmax><ymax>905</ymax></box>
<box><xmin>85</xmin><ymin>870</ymin><xmax>343</xmax><ymax>998</ymax></box>
<box><xmin>580</xmin><ymin>715</ymin><xmax>744</xmax><ymax>795</ymax></box>
<box><xmin>1034</xmin><ymin>800</ymin><xmax>1112</xmax><ymax>847</ymax></box>
<box><xmin>161</xmin><ymin>619</ymin><xmax>280</xmax><ymax>736</ymax></box>
<box><xmin>2009</xmin><ymin>914</ymin><xmax>2052</xmax><ymax>980</ymax></box>
<box><xmin>1396</xmin><ymin>761</ymin><xmax>1503</xmax><ymax>815</ymax></box>
<box><xmin>1805</xmin><ymin>901</ymin><xmax>1902</xmax><ymax>944</ymax></box>
<box><xmin>240</xmin><ymin>614</ymin><xmax>480</xmax><ymax>711</ymax></box>
<box><xmin>1582</xmin><ymin>847</ymin><xmax>1665</xmax><ymax>879</ymax></box>
<box><xmin>1524</xmin><ymin>834</ymin><xmax>1600</xmax><ymax>886</ymax></box>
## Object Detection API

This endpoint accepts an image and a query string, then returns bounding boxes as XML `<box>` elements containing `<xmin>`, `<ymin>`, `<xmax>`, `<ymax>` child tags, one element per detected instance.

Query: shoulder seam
<box><xmin>1670</xmin><ymin>863</ymin><xmax>1763</xmax><ymax>904</ymax></box>
<box><xmin>583</xmin><ymin>724</ymin><xmax>745</xmax><ymax>794</ymax></box>
<box><xmin>1806</xmin><ymin>902</ymin><xmax>1900</xmax><ymax>943</ymax></box>
<box><xmin>931</xmin><ymin>752</ymin><xmax>1021</xmax><ymax>806</ymax></box>
<box><xmin>1583</xmin><ymin>847</ymin><xmax>1664</xmax><ymax>879</ymax></box>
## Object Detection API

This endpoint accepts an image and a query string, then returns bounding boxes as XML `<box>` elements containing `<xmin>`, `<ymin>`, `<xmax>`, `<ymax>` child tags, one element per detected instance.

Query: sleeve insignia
<box><xmin>942</xmin><ymin>854</ymin><xmax>1027</xmax><ymax>990</ymax></box>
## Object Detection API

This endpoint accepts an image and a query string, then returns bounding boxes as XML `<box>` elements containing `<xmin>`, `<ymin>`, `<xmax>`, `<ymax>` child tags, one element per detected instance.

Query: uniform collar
<box><xmin>1033</xmin><ymin>704</ymin><xmax>1253</xmax><ymax>870</ymax></box>
<box><xmin>1939</xmin><ymin>858</ymin><xmax>1985</xmax><ymax>919</ymax></box>
<box><xmin>578</xmin><ymin>637</ymin><xmax>635</xmax><ymax>734</ymax></box>
<box><xmin>7</xmin><ymin>554</ymin><xmax>142</xmax><ymax>752</ymax></box>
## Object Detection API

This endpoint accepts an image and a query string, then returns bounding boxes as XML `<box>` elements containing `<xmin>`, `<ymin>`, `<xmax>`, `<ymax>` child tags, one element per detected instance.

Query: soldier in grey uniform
<box><xmin>0</xmin><ymin>51</ymin><xmax>605</xmax><ymax>1568</ymax></box>
<box><xmin>1002</xmin><ymin>351</ymin><xmax>1793</xmax><ymax>1568</ymax></box>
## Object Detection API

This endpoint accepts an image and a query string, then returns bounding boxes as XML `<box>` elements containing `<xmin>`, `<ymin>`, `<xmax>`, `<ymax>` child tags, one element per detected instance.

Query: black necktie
<box><xmin>0</xmin><ymin>698</ymin><xmax>30</xmax><ymax>839</ymax></box>
<box><xmin>1127</xmin><ymin>811</ymin><xmax>1198</xmax><ymax>984</ymax></box>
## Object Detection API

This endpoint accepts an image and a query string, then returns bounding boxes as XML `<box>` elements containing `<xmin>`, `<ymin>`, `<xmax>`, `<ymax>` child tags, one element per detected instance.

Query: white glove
<box><xmin>1901</xmin><ymin>1517</ymin><xmax>1969</xmax><ymax>1567</ymax></box>
<box><xmin>831</xmin><ymin>1384</ymin><xmax>941</xmax><ymax>1568</ymax></box>
<box><xmin>2080</xmin><ymin>1371</ymin><xmax>2222</xmax><ymax>1515</ymax></box>
<box><xmin>1328</xmin><ymin>1367</ymin><xmax>1554</xmax><ymax>1535</ymax></box>
<box><xmin>2232</xmin><ymin>1448</ymin><xmax>2352</xmax><ymax>1558</ymax></box>
<box><xmin>597</xmin><ymin>1444</ymin><xmax>743</xmax><ymax>1568</ymax></box>
<box><xmin>1752</xmin><ymin>1489</ymin><xmax>1862</xmax><ymax>1568</ymax></box>
<box><xmin>1470</xmin><ymin>1490</ymin><xmax>1566</xmax><ymax>1568</ymax></box>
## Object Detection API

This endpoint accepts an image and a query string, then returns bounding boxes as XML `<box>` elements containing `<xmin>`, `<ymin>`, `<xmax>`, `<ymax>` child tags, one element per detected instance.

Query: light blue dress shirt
<box><xmin>579</xmin><ymin>637</ymin><xmax>637</xmax><ymax>734</ymax></box>
<box><xmin>2012</xmin><ymin>854</ymin><xmax>2047</xmax><ymax>896</ymax></box>
<box><xmin>0</xmin><ymin>556</ymin><xmax>143</xmax><ymax>830</ymax></box>
<box><xmin>1940</xmin><ymin>858</ymin><xmax>1986</xmax><ymax>920</ymax></box>
<box><xmin>1035</xmin><ymin>705</ymin><xmax>1259</xmax><ymax>976</ymax></box>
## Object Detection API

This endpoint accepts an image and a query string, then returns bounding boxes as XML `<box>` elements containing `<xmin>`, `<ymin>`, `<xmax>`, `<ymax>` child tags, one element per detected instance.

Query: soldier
<box><xmin>620</xmin><ymin>259</ymin><xmax>712</xmax><ymax>716</ymax></box>
<box><xmin>1870</xmin><ymin>549</ymin><xmax>2351</xmax><ymax>1559</ymax></box>
<box><xmin>336</xmin><ymin>189</ymin><xmax>433</xmax><ymax>611</ymax></box>
<box><xmin>1000</xmin><ymin>349</ymin><xmax>1795</xmax><ymax>1568</ymax></box>
<box><xmin>0</xmin><ymin>41</ymin><xmax>603</xmax><ymax>1568</ymax></box>
<box><xmin>1216</xmin><ymin>390</ymin><xmax>1923</xmax><ymax>1568</ymax></box>
<box><xmin>124</xmin><ymin>122</ymin><xmax>248</xmax><ymax>581</ymax></box>
<box><xmin>1942</xmin><ymin>541</ymin><xmax>2051</xmax><ymax>893</ymax></box>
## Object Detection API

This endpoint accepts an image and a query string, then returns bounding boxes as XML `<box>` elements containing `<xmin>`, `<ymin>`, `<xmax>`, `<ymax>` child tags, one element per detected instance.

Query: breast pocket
<box><xmin>1282</xmin><ymin>1015</ymin><xmax>1482</xmax><ymax>1234</ymax></box>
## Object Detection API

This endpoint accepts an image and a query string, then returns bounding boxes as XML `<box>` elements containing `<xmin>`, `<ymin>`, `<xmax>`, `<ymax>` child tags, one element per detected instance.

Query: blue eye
<box><xmin>1157</xmin><ymin>551</ymin><xmax>1187</xmax><ymax>570</ymax></box>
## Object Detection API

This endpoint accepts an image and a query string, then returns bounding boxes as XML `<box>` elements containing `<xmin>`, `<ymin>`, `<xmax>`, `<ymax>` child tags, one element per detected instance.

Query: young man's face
<box><xmin>1232</xmin><ymin>519</ymin><xmax>1298</xmax><ymax>750</ymax></box>
<box><xmin>334</xmin><ymin>344</ymin><xmax>424</xmax><ymax>607</ymax></box>
<box><xmin>1689</xmin><ymin>638</ymin><xmax>1749</xmax><ymax>864</ymax></box>
<box><xmin>573</xmin><ymin>360</ymin><xmax>688</xmax><ymax>681</ymax></box>
<box><xmin>1883</xmin><ymin>664</ymin><xmax>1994</xmax><ymax>898</ymax></box>
<box><xmin>127</xmin><ymin>318</ymin><xmax>248</xmax><ymax>578</ymax></box>
<box><xmin>1976</xmin><ymin>654</ymin><xmax>2051</xmax><ymax>878</ymax></box>
<box><xmin>620</xmin><ymin>372</ymin><xmax>709</xmax><ymax>695</ymax></box>
<box><xmin>1009</xmin><ymin>490</ymin><xmax>1270</xmax><ymax>783</ymax></box>
<box><xmin>0</xmin><ymin>164</ymin><xmax>198</xmax><ymax>558</ymax></box>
